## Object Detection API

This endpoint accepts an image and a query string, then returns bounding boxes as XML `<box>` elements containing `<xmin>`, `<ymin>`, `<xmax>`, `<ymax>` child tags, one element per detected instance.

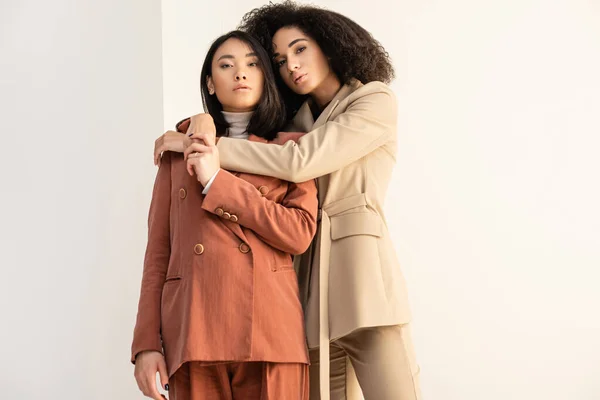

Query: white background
<box><xmin>1</xmin><ymin>0</ymin><xmax>599</xmax><ymax>399</ymax></box>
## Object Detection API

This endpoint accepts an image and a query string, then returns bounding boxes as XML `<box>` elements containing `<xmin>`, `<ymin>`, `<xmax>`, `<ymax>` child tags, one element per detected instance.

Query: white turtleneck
<box><xmin>222</xmin><ymin>110</ymin><xmax>252</xmax><ymax>139</ymax></box>
<box><xmin>202</xmin><ymin>111</ymin><xmax>253</xmax><ymax>194</ymax></box>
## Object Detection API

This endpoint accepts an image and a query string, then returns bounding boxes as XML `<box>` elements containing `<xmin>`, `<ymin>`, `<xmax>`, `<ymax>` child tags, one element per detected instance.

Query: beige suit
<box><xmin>215</xmin><ymin>79</ymin><xmax>420</xmax><ymax>400</ymax></box>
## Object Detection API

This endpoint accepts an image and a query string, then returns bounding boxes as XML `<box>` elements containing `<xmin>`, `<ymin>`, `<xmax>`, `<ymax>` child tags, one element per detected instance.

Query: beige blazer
<box><xmin>215</xmin><ymin>79</ymin><xmax>412</xmax><ymax>398</ymax></box>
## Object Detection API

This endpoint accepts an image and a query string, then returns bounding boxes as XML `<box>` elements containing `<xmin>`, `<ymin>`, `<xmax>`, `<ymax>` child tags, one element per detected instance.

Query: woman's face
<box><xmin>272</xmin><ymin>26</ymin><xmax>334</xmax><ymax>96</ymax></box>
<box><xmin>208</xmin><ymin>38</ymin><xmax>264</xmax><ymax>112</ymax></box>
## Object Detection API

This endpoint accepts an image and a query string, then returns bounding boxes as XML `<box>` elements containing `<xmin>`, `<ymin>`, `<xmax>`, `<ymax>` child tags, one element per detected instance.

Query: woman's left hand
<box><xmin>187</xmin><ymin>130</ymin><xmax>217</xmax><ymax>148</ymax></box>
<box><xmin>154</xmin><ymin>130</ymin><xmax>192</xmax><ymax>166</ymax></box>
<box><xmin>185</xmin><ymin>113</ymin><xmax>217</xmax><ymax>146</ymax></box>
<box><xmin>185</xmin><ymin>139</ymin><xmax>221</xmax><ymax>186</ymax></box>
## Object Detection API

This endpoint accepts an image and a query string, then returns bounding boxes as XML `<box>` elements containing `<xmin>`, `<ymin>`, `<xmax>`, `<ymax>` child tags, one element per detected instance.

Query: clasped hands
<box><xmin>154</xmin><ymin>112</ymin><xmax>308</xmax><ymax>187</ymax></box>
<box><xmin>154</xmin><ymin>114</ymin><xmax>220</xmax><ymax>187</ymax></box>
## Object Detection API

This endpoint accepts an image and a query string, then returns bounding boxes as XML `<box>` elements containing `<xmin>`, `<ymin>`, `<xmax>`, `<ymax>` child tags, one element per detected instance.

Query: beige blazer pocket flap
<box><xmin>330</xmin><ymin>212</ymin><xmax>383</xmax><ymax>240</ymax></box>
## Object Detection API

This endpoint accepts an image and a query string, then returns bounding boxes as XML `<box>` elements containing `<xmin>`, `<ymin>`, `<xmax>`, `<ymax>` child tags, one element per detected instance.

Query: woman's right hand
<box><xmin>133</xmin><ymin>350</ymin><xmax>169</xmax><ymax>400</ymax></box>
<box><xmin>154</xmin><ymin>130</ymin><xmax>192</xmax><ymax>166</ymax></box>
<box><xmin>183</xmin><ymin>113</ymin><xmax>216</xmax><ymax>136</ymax></box>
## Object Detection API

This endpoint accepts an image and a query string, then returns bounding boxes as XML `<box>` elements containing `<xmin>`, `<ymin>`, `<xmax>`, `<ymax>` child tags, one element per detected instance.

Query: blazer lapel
<box><xmin>312</xmin><ymin>80</ymin><xmax>360</xmax><ymax>129</ymax></box>
<box><xmin>291</xmin><ymin>101</ymin><xmax>315</xmax><ymax>132</ymax></box>
<box><xmin>221</xmin><ymin>219</ymin><xmax>249</xmax><ymax>245</ymax></box>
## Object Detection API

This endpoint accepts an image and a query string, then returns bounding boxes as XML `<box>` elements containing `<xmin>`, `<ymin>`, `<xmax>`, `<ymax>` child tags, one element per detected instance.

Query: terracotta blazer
<box><xmin>131</xmin><ymin>134</ymin><xmax>318</xmax><ymax>377</ymax></box>
<box><xmin>202</xmin><ymin>80</ymin><xmax>412</xmax><ymax>399</ymax></box>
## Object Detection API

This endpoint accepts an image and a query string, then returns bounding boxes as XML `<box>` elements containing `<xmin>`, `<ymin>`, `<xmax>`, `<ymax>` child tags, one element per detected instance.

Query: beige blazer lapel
<box><xmin>292</xmin><ymin>101</ymin><xmax>315</xmax><ymax>132</ymax></box>
<box><xmin>312</xmin><ymin>80</ymin><xmax>361</xmax><ymax>129</ymax></box>
<box><xmin>292</xmin><ymin>80</ymin><xmax>360</xmax><ymax>132</ymax></box>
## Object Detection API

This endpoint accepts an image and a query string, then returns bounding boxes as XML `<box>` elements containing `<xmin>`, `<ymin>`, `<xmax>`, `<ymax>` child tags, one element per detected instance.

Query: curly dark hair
<box><xmin>238</xmin><ymin>0</ymin><xmax>395</xmax><ymax>118</ymax></box>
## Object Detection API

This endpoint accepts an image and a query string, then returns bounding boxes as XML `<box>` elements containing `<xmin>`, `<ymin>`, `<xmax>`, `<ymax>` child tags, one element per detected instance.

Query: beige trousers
<box><xmin>308</xmin><ymin>324</ymin><xmax>421</xmax><ymax>400</ymax></box>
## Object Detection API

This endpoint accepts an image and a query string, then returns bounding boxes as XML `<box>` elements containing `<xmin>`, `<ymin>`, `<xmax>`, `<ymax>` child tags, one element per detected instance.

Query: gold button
<box><xmin>230</xmin><ymin>215</ymin><xmax>239</xmax><ymax>223</ymax></box>
<box><xmin>258</xmin><ymin>186</ymin><xmax>269</xmax><ymax>196</ymax></box>
<box><xmin>239</xmin><ymin>243</ymin><xmax>250</xmax><ymax>254</ymax></box>
<box><xmin>194</xmin><ymin>244</ymin><xmax>204</xmax><ymax>255</ymax></box>
<box><xmin>215</xmin><ymin>208</ymin><xmax>224</xmax><ymax>217</ymax></box>
<box><xmin>179</xmin><ymin>188</ymin><xmax>187</xmax><ymax>199</ymax></box>
<box><xmin>223</xmin><ymin>212</ymin><xmax>231</xmax><ymax>220</ymax></box>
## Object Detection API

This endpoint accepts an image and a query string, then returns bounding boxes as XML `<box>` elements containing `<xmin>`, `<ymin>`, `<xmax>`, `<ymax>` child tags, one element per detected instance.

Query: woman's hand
<box><xmin>154</xmin><ymin>130</ymin><xmax>192</xmax><ymax>166</ymax></box>
<box><xmin>273</xmin><ymin>131</ymin><xmax>307</xmax><ymax>145</ymax></box>
<box><xmin>184</xmin><ymin>113</ymin><xmax>216</xmax><ymax>136</ymax></box>
<box><xmin>183</xmin><ymin>112</ymin><xmax>218</xmax><ymax>147</ymax></box>
<box><xmin>185</xmin><ymin>138</ymin><xmax>221</xmax><ymax>186</ymax></box>
<box><xmin>133</xmin><ymin>350</ymin><xmax>168</xmax><ymax>400</ymax></box>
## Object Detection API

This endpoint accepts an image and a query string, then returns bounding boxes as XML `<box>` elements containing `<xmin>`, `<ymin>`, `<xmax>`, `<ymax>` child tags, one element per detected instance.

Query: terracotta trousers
<box><xmin>308</xmin><ymin>324</ymin><xmax>421</xmax><ymax>400</ymax></box>
<box><xmin>168</xmin><ymin>361</ymin><xmax>309</xmax><ymax>400</ymax></box>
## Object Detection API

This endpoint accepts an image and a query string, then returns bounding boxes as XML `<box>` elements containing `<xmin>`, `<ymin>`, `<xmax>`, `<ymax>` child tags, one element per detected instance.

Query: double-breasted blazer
<box><xmin>131</xmin><ymin>134</ymin><xmax>318</xmax><ymax>377</ymax></box>
<box><xmin>210</xmin><ymin>79</ymin><xmax>412</xmax><ymax>398</ymax></box>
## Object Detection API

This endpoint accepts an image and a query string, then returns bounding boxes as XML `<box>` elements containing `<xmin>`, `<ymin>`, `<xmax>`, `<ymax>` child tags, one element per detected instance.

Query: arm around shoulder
<box><xmin>217</xmin><ymin>84</ymin><xmax>398</xmax><ymax>182</ymax></box>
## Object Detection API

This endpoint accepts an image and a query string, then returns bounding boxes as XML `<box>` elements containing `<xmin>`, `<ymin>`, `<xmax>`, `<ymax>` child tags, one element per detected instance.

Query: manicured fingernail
<box><xmin>165</xmin><ymin>384</ymin><xmax>169</xmax><ymax>391</ymax></box>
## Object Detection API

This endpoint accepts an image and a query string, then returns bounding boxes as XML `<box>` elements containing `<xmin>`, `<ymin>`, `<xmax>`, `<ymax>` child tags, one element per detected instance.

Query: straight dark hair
<box><xmin>200</xmin><ymin>30</ymin><xmax>286</xmax><ymax>140</ymax></box>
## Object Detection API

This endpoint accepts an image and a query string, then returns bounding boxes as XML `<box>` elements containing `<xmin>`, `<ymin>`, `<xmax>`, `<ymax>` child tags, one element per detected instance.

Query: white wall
<box><xmin>391</xmin><ymin>2</ymin><xmax>600</xmax><ymax>399</ymax></box>
<box><xmin>1</xmin><ymin>0</ymin><xmax>599</xmax><ymax>399</ymax></box>
<box><xmin>161</xmin><ymin>0</ymin><xmax>271</xmax><ymax>129</ymax></box>
<box><xmin>160</xmin><ymin>0</ymin><xmax>600</xmax><ymax>399</ymax></box>
<box><xmin>0</xmin><ymin>0</ymin><xmax>163</xmax><ymax>398</ymax></box>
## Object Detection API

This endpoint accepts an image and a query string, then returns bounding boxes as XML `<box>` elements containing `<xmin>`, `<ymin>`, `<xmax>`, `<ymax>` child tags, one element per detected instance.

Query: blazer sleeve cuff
<box><xmin>201</xmin><ymin>170</ymin><xmax>220</xmax><ymax>194</ymax></box>
<box><xmin>131</xmin><ymin>337</ymin><xmax>163</xmax><ymax>364</ymax></box>
<box><xmin>200</xmin><ymin>170</ymin><xmax>239</xmax><ymax>215</ymax></box>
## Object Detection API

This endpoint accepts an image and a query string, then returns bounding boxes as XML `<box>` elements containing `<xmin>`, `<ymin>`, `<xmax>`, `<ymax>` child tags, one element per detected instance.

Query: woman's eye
<box><xmin>220</xmin><ymin>64</ymin><xmax>232</xmax><ymax>69</ymax></box>
<box><xmin>276</xmin><ymin>59</ymin><xmax>286</xmax><ymax>67</ymax></box>
<box><xmin>296</xmin><ymin>46</ymin><xmax>306</xmax><ymax>54</ymax></box>
<box><xmin>248</xmin><ymin>62</ymin><xmax>259</xmax><ymax>67</ymax></box>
